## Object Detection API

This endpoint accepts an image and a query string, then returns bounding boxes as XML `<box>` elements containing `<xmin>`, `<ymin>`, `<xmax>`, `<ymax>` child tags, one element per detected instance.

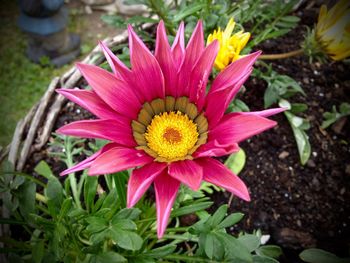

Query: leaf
<box><xmin>110</xmin><ymin>229</ymin><xmax>143</xmax><ymax>251</ymax></box>
<box><xmin>299</xmin><ymin>248</ymin><xmax>349</xmax><ymax>263</ymax></box>
<box><xmin>173</xmin><ymin>3</ymin><xmax>206</xmax><ymax>22</ymax></box>
<box><xmin>237</xmin><ymin>234</ymin><xmax>261</xmax><ymax>252</ymax></box>
<box><xmin>145</xmin><ymin>245</ymin><xmax>176</xmax><ymax>258</ymax></box>
<box><xmin>86</xmin><ymin>216</ymin><xmax>108</xmax><ymax>233</ymax></box>
<box><xmin>215</xmin><ymin>232</ymin><xmax>252</xmax><ymax>263</ymax></box>
<box><xmin>225</xmin><ymin>148</ymin><xmax>246</xmax><ymax>175</ymax></box>
<box><xmin>218</xmin><ymin>213</ymin><xmax>244</xmax><ymax>228</ymax></box>
<box><xmin>45</xmin><ymin>177</ymin><xmax>64</xmax><ymax>217</ymax></box>
<box><xmin>204</xmin><ymin>233</ymin><xmax>225</xmax><ymax>260</ymax></box>
<box><xmin>253</xmin><ymin>255</ymin><xmax>279</xmax><ymax>263</ymax></box>
<box><xmin>171</xmin><ymin>201</ymin><xmax>213</xmax><ymax>217</ymax></box>
<box><xmin>84</xmin><ymin>176</ymin><xmax>98</xmax><ymax>212</ymax></box>
<box><xmin>34</xmin><ymin>161</ymin><xmax>54</xmax><ymax>179</ymax></box>
<box><xmin>290</xmin><ymin>103</ymin><xmax>308</xmax><ymax>114</ymax></box>
<box><xmin>321</xmin><ymin>102</ymin><xmax>350</xmax><ymax>129</ymax></box>
<box><xmin>256</xmin><ymin>245</ymin><xmax>282</xmax><ymax>259</ymax></box>
<box><xmin>18</xmin><ymin>181</ymin><xmax>36</xmax><ymax>219</ymax></box>
<box><xmin>11</xmin><ymin>176</ymin><xmax>25</xmax><ymax>190</ymax></box>
<box><xmin>32</xmin><ymin>240</ymin><xmax>44</xmax><ymax>263</ymax></box>
<box><xmin>114</xmin><ymin>208</ymin><xmax>141</xmax><ymax>220</ymax></box>
<box><xmin>207</xmin><ymin>205</ymin><xmax>227</xmax><ymax>228</ymax></box>
<box><xmin>89</xmin><ymin>252</ymin><xmax>127</xmax><ymax>263</ymax></box>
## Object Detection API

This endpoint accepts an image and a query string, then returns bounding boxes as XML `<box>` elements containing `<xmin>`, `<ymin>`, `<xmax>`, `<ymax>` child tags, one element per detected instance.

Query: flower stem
<box><xmin>259</xmin><ymin>49</ymin><xmax>304</xmax><ymax>60</ymax></box>
<box><xmin>35</xmin><ymin>193</ymin><xmax>47</xmax><ymax>204</ymax></box>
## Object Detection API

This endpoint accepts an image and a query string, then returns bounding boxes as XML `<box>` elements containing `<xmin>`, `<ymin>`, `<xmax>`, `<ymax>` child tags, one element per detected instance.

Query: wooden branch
<box><xmin>16</xmin><ymin>77</ymin><xmax>60</xmax><ymax>171</ymax></box>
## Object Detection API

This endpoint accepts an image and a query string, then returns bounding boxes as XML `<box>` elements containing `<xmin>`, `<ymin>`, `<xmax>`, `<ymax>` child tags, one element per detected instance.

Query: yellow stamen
<box><xmin>145</xmin><ymin>111</ymin><xmax>198</xmax><ymax>161</ymax></box>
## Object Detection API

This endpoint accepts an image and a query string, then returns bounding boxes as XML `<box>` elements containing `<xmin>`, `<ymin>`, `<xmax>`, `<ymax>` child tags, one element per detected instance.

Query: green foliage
<box><xmin>225</xmin><ymin>148</ymin><xmax>246</xmax><ymax>175</ymax></box>
<box><xmin>300</xmin><ymin>248</ymin><xmax>350</xmax><ymax>263</ymax></box>
<box><xmin>280</xmin><ymin>100</ymin><xmax>311</xmax><ymax>165</ymax></box>
<box><xmin>321</xmin><ymin>102</ymin><xmax>350</xmax><ymax>129</ymax></box>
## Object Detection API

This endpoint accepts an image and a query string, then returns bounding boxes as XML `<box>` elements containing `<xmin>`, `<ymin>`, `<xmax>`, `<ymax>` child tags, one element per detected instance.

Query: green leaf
<box><xmin>11</xmin><ymin>175</ymin><xmax>25</xmax><ymax>189</ymax></box>
<box><xmin>173</xmin><ymin>3</ymin><xmax>206</xmax><ymax>22</ymax></box>
<box><xmin>215</xmin><ymin>232</ymin><xmax>252</xmax><ymax>263</ymax></box>
<box><xmin>89</xmin><ymin>251</ymin><xmax>127</xmax><ymax>263</ymax></box>
<box><xmin>225</xmin><ymin>148</ymin><xmax>246</xmax><ymax>175</ymax></box>
<box><xmin>114</xmin><ymin>208</ymin><xmax>141</xmax><ymax>220</ymax></box>
<box><xmin>86</xmin><ymin>216</ymin><xmax>108</xmax><ymax>233</ymax></box>
<box><xmin>32</xmin><ymin>240</ymin><xmax>44</xmax><ymax>263</ymax></box>
<box><xmin>253</xmin><ymin>255</ymin><xmax>279</xmax><ymax>263</ymax></box>
<box><xmin>171</xmin><ymin>201</ymin><xmax>213</xmax><ymax>217</ymax></box>
<box><xmin>101</xmin><ymin>188</ymin><xmax>118</xmax><ymax>209</ymax></box>
<box><xmin>237</xmin><ymin>234</ymin><xmax>261</xmax><ymax>252</ymax></box>
<box><xmin>207</xmin><ymin>205</ymin><xmax>227</xmax><ymax>228</ymax></box>
<box><xmin>45</xmin><ymin>177</ymin><xmax>64</xmax><ymax>216</ymax></box>
<box><xmin>34</xmin><ymin>161</ymin><xmax>54</xmax><ymax>179</ymax></box>
<box><xmin>291</xmin><ymin>103</ymin><xmax>308</xmax><ymax>114</ymax></box>
<box><xmin>218</xmin><ymin>213</ymin><xmax>244</xmax><ymax>228</ymax></box>
<box><xmin>145</xmin><ymin>245</ymin><xmax>176</xmax><ymax>258</ymax></box>
<box><xmin>112</xmin><ymin>218</ymin><xmax>137</xmax><ymax>231</ymax></box>
<box><xmin>18</xmin><ymin>181</ymin><xmax>36</xmax><ymax>219</ymax></box>
<box><xmin>299</xmin><ymin>248</ymin><xmax>349</xmax><ymax>263</ymax></box>
<box><xmin>84</xmin><ymin>176</ymin><xmax>98</xmax><ymax>212</ymax></box>
<box><xmin>113</xmin><ymin>171</ymin><xmax>128</xmax><ymax>208</ymax></box>
<box><xmin>110</xmin><ymin>229</ymin><xmax>143</xmax><ymax>251</ymax></box>
<box><xmin>204</xmin><ymin>233</ymin><xmax>225</xmax><ymax>260</ymax></box>
<box><xmin>58</xmin><ymin>198</ymin><xmax>72</xmax><ymax>220</ymax></box>
<box><xmin>256</xmin><ymin>245</ymin><xmax>282</xmax><ymax>259</ymax></box>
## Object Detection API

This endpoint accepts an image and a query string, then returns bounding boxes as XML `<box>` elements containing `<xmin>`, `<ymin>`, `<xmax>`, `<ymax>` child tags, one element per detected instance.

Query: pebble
<box><xmin>279</xmin><ymin>151</ymin><xmax>290</xmax><ymax>159</ymax></box>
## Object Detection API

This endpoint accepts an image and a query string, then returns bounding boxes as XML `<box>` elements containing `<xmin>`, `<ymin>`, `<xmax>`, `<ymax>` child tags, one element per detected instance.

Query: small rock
<box><xmin>273</xmin><ymin>228</ymin><xmax>316</xmax><ymax>249</ymax></box>
<box><xmin>307</xmin><ymin>159</ymin><xmax>316</xmax><ymax>168</ymax></box>
<box><xmin>278</xmin><ymin>151</ymin><xmax>290</xmax><ymax>159</ymax></box>
<box><xmin>332</xmin><ymin>117</ymin><xmax>347</xmax><ymax>134</ymax></box>
<box><xmin>302</xmin><ymin>77</ymin><xmax>310</xmax><ymax>84</ymax></box>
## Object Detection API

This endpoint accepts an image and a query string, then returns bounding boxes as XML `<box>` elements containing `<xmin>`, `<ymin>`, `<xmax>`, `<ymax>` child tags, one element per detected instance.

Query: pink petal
<box><xmin>234</xmin><ymin>107</ymin><xmax>287</xmax><ymax>118</ymax></box>
<box><xmin>128</xmin><ymin>25</ymin><xmax>165</xmax><ymax>101</ymax></box>
<box><xmin>99</xmin><ymin>41</ymin><xmax>132</xmax><ymax>80</ymax></box>
<box><xmin>168</xmin><ymin>160</ymin><xmax>203</xmax><ymax>190</ymax></box>
<box><xmin>154</xmin><ymin>171</ymin><xmax>180</xmax><ymax>238</ymax></box>
<box><xmin>189</xmin><ymin>40</ymin><xmax>219</xmax><ymax>111</ymax></box>
<box><xmin>60</xmin><ymin>143</ymin><xmax>118</xmax><ymax>176</ymax></box>
<box><xmin>197</xmin><ymin>158</ymin><xmax>250</xmax><ymax>201</ymax></box>
<box><xmin>194</xmin><ymin>141</ymin><xmax>240</xmax><ymax>158</ymax></box>
<box><xmin>210</xmin><ymin>113</ymin><xmax>277</xmax><ymax>145</ymax></box>
<box><xmin>208</xmin><ymin>51</ymin><xmax>261</xmax><ymax>94</ymax></box>
<box><xmin>171</xmin><ymin>22</ymin><xmax>185</xmax><ymax>68</ymax></box>
<box><xmin>155</xmin><ymin>21</ymin><xmax>177</xmax><ymax>97</ymax></box>
<box><xmin>76</xmin><ymin>63</ymin><xmax>141</xmax><ymax>119</ymax></box>
<box><xmin>176</xmin><ymin>20</ymin><xmax>204</xmax><ymax>97</ymax></box>
<box><xmin>205</xmin><ymin>69</ymin><xmax>252</xmax><ymax>129</ymax></box>
<box><xmin>57</xmin><ymin>119</ymin><xmax>136</xmax><ymax>147</ymax></box>
<box><xmin>127</xmin><ymin>162</ymin><xmax>167</xmax><ymax>208</ymax></box>
<box><xmin>57</xmin><ymin>88</ymin><xmax>119</xmax><ymax>120</ymax></box>
<box><xmin>88</xmin><ymin>147</ymin><xmax>153</xmax><ymax>176</ymax></box>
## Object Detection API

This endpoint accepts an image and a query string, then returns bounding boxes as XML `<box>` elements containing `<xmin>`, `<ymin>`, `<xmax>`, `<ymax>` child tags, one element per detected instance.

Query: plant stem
<box><xmin>148</xmin><ymin>0</ymin><xmax>176</xmax><ymax>35</ymax></box>
<box><xmin>259</xmin><ymin>49</ymin><xmax>303</xmax><ymax>60</ymax></box>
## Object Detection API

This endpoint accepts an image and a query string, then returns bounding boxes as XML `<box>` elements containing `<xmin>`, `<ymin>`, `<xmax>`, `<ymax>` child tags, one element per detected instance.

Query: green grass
<box><xmin>0</xmin><ymin>1</ymin><xmax>76</xmax><ymax>147</ymax></box>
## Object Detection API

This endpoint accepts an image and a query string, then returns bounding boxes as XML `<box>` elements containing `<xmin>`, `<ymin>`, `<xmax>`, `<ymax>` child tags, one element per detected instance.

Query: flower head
<box><xmin>316</xmin><ymin>0</ymin><xmax>350</xmax><ymax>60</ymax></box>
<box><xmin>57</xmin><ymin>21</ymin><xmax>283</xmax><ymax>238</ymax></box>
<box><xmin>207</xmin><ymin>18</ymin><xmax>251</xmax><ymax>70</ymax></box>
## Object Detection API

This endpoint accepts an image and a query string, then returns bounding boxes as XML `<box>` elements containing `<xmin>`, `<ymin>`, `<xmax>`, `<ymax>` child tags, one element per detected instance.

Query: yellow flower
<box><xmin>316</xmin><ymin>0</ymin><xmax>350</xmax><ymax>61</ymax></box>
<box><xmin>207</xmin><ymin>18</ymin><xmax>250</xmax><ymax>70</ymax></box>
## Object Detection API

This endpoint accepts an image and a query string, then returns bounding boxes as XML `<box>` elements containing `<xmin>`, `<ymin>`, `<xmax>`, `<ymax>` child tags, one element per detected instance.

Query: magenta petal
<box><xmin>176</xmin><ymin>20</ymin><xmax>204</xmax><ymax>97</ymax></box>
<box><xmin>57</xmin><ymin>119</ymin><xmax>136</xmax><ymax>147</ymax></box>
<box><xmin>60</xmin><ymin>143</ymin><xmax>118</xmax><ymax>176</ymax></box>
<box><xmin>88</xmin><ymin>147</ymin><xmax>153</xmax><ymax>176</ymax></box>
<box><xmin>209</xmin><ymin>51</ymin><xmax>261</xmax><ymax>94</ymax></box>
<box><xmin>205</xmin><ymin>69</ymin><xmax>252</xmax><ymax>129</ymax></box>
<box><xmin>233</xmin><ymin>107</ymin><xmax>287</xmax><ymax>118</ymax></box>
<box><xmin>76</xmin><ymin>63</ymin><xmax>140</xmax><ymax>119</ymax></box>
<box><xmin>197</xmin><ymin>158</ymin><xmax>250</xmax><ymax>201</ymax></box>
<box><xmin>154</xmin><ymin>171</ymin><xmax>180</xmax><ymax>238</ymax></box>
<box><xmin>128</xmin><ymin>25</ymin><xmax>165</xmax><ymax>101</ymax></box>
<box><xmin>210</xmin><ymin>113</ymin><xmax>277</xmax><ymax>144</ymax></box>
<box><xmin>127</xmin><ymin>162</ymin><xmax>167</xmax><ymax>208</ymax></box>
<box><xmin>99</xmin><ymin>41</ymin><xmax>132</xmax><ymax>80</ymax></box>
<box><xmin>171</xmin><ymin>22</ymin><xmax>185</xmax><ymax>68</ymax></box>
<box><xmin>189</xmin><ymin>40</ymin><xmax>219</xmax><ymax>111</ymax></box>
<box><xmin>155</xmin><ymin>21</ymin><xmax>177</xmax><ymax>97</ymax></box>
<box><xmin>194</xmin><ymin>141</ymin><xmax>240</xmax><ymax>158</ymax></box>
<box><xmin>168</xmin><ymin>160</ymin><xmax>203</xmax><ymax>190</ymax></box>
<box><xmin>57</xmin><ymin>89</ymin><xmax>119</xmax><ymax>120</ymax></box>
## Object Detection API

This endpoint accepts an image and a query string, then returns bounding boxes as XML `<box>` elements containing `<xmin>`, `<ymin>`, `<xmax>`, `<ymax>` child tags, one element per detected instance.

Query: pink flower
<box><xmin>57</xmin><ymin>21</ymin><xmax>284</xmax><ymax>238</ymax></box>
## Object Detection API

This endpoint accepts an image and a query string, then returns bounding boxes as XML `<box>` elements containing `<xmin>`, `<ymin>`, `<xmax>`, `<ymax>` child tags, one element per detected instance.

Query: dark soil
<box><xmin>23</xmin><ymin>3</ymin><xmax>350</xmax><ymax>263</ymax></box>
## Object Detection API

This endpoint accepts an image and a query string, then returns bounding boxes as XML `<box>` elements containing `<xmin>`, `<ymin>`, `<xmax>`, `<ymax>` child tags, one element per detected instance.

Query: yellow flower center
<box><xmin>145</xmin><ymin>111</ymin><xmax>198</xmax><ymax>160</ymax></box>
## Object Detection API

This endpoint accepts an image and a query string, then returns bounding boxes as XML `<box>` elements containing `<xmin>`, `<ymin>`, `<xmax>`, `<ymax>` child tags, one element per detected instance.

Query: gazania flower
<box><xmin>316</xmin><ymin>0</ymin><xmax>350</xmax><ymax>60</ymax></box>
<box><xmin>57</xmin><ymin>21</ymin><xmax>283</xmax><ymax>238</ymax></box>
<box><xmin>207</xmin><ymin>18</ymin><xmax>251</xmax><ymax>70</ymax></box>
